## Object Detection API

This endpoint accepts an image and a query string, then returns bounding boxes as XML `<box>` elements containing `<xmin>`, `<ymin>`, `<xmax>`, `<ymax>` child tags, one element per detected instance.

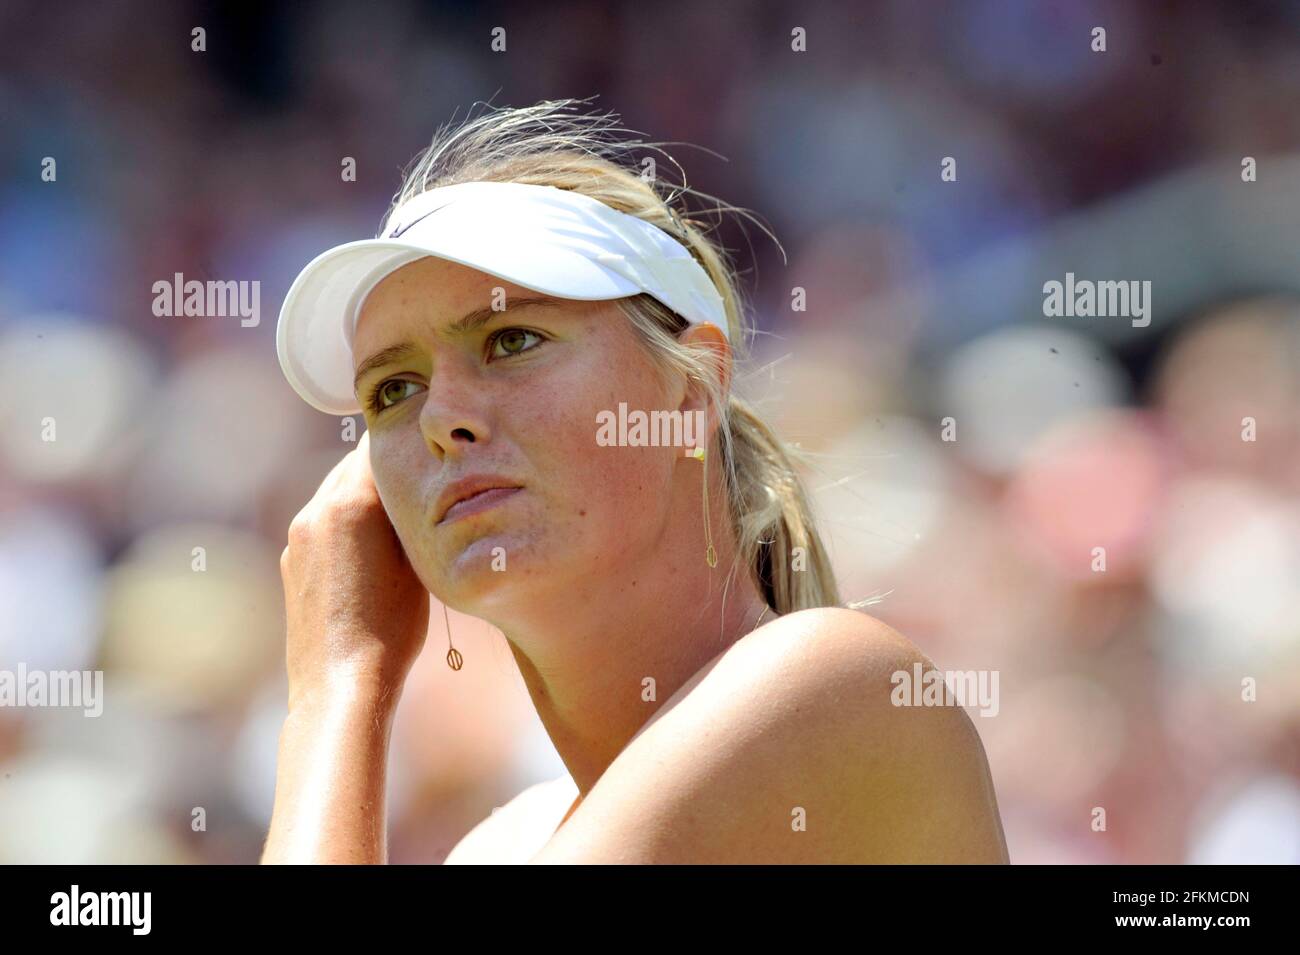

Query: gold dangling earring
<box><xmin>444</xmin><ymin>602</ymin><xmax>463</xmax><ymax>671</ymax></box>
<box><xmin>691</xmin><ymin>444</ymin><xmax>717</xmax><ymax>568</ymax></box>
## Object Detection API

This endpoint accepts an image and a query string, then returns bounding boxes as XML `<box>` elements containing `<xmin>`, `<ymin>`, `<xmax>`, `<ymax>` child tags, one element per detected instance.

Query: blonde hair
<box><xmin>383</xmin><ymin>97</ymin><xmax>842</xmax><ymax>614</ymax></box>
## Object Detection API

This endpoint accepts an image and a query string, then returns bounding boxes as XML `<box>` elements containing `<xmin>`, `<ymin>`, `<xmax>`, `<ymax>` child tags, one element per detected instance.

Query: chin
<box><xmin>431</xmin><ymin>527</ymin><xmax>557</xmax><ymax>612</ymax></box>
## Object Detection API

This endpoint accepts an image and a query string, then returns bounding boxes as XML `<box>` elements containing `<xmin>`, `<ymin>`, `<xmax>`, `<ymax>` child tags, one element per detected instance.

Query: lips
<box><xmin>435</xmin><ymin>476</ymin><xmax>524</xmax><ymax>525</ymax></box>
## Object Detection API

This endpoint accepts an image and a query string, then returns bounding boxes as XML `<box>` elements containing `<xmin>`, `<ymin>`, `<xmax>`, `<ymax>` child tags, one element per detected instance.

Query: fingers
<box><xmin>345</xmin><ymin>430</ymin><xmax>377</xmax><ymax>492</ymax></box>
<box><xmin>321</xmin><ymin>430</ymin><xmax>370</xmax><ymax>487</ymax></box>
<box><xmin>288</xmin><ymin>431</ymin><xmax>380</xmax><ymax>548</ymax></box>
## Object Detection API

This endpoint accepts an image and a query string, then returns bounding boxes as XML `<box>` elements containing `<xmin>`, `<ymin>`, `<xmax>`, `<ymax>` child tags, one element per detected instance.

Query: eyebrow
<box><xmin>352</xmin><ymin>296</ymin><xmax>560</xmax><ymax>394</ymax></box>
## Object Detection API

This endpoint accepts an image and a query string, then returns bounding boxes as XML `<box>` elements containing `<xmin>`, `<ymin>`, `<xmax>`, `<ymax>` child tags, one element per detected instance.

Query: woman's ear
<box><xmin>676</xmin><ymin>323</ymin><xmax>732</xmax><ymax>432</ymax></box>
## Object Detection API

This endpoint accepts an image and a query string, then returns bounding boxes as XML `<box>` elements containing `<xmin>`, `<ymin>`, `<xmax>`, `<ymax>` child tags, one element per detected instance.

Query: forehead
<box><xmin>354</xmin><ymin>256</ymin><xmax>552</xmax><ymax>344</ymax></box>
<box><xmin>349</xmin><ymin>256</ymin><xmax>633</xmax><ymax>367</ymax></box>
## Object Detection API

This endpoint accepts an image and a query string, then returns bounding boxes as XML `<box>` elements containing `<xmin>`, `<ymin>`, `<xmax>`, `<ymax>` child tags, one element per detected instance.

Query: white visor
<box><xmin>275</xmin><ymin>180</ymin><xmax>728</xmax><ymax>415</ymax></box>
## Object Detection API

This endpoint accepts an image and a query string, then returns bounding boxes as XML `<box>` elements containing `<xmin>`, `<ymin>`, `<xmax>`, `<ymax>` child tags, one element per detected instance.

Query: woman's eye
<box><xmin>490</xmin><ymin>328</ymin><xmax>544</xmax><ymax>359</ymax></box>
<box><xmin>372</xmin><ymin>378</ymin><xmax>422</xmax><ymax>411</ymax></box>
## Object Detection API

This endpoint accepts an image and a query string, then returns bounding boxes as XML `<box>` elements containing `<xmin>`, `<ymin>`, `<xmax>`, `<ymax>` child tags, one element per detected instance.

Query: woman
<box><xmin>262</xmin><ymin>99</ymin><xmax>1009</xmax><ymax>864</ymax></box>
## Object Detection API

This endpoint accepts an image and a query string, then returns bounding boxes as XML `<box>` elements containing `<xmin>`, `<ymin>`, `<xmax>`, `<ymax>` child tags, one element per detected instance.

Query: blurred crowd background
<box><xmin>1</xmin><ymin>0</ymin><xmax>1298</xmax><ymax>864</ymax></box>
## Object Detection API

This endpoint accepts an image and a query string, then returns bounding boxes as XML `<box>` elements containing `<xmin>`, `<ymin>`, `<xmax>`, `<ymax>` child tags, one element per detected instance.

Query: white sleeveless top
<box><xmin>443</xmin><ymin>774</ymin><xmax>580</xmax><ymax>864</ymax></box>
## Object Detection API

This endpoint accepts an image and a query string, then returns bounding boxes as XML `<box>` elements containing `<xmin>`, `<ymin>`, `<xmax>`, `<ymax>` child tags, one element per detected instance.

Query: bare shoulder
<box><xmin>443</xmin><ymin>773</ymin><xmax>577</xmax><ymax>865</ymax></box>
<box><xmin>726</xmin><ymin>605</ymin><xmax>937</xmax><ymax>686</ymax></box>
<box><xmin>530</xmin><ymin>606</ymin><xmax>1009</xmax><ymax>864</ymax></box>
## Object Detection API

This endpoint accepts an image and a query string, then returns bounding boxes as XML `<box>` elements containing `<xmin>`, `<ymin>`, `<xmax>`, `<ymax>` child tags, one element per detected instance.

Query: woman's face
<box><xmin>351</xmin><ymin>255</ymin><xmax>691</xmax><ymax>618</ymax></box>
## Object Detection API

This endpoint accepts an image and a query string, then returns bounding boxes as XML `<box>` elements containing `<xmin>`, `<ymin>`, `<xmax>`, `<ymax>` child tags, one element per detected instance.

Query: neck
<box><xmin>496</xmin><ymin>525</ymin><xmax>770</xmax><ymax>797</ymax></box>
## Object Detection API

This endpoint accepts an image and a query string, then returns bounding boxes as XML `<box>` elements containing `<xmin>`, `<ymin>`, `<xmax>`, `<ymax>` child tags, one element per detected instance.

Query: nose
<box><xmin>417</xmin><ymin>360</ymin><xmax>492</xmax><ymax>460</ymax></box>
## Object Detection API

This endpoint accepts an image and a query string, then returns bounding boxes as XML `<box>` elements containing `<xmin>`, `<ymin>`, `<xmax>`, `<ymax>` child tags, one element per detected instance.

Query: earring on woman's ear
<box><xmin>444</xmin><ymin>601</ymin><xmax>463</xmax><ymax>671</ymax></box>
<box><xmin>692</xmin><ymin>443</ymin><xmax>718</xmax><ymax>567</ymax></box>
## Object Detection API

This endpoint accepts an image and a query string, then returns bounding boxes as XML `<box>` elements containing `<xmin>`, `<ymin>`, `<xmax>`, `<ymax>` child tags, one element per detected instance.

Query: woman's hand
<box><xmin>264</xmin><ymin>431</ymin><xmax>429</xmax><ymax>864</ymax></box>
<box><xmin>279</xmin><ymin>430</ymin><xmax>431</xmax><ymax>708</ymax></box>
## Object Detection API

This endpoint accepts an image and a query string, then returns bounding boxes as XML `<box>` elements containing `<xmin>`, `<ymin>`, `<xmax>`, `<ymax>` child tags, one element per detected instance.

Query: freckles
<box><xmin>521</xmin><ymin>396</ymin><xmax>586</xmax><ymax>450</ymax></box>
